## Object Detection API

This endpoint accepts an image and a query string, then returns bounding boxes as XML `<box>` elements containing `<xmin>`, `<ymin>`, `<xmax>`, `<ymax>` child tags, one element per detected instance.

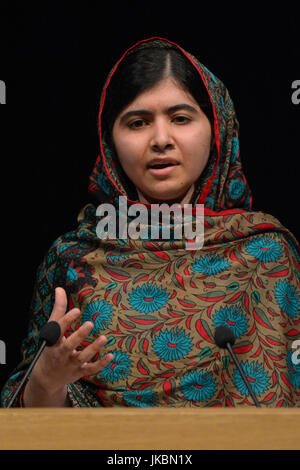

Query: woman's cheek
<box><xmin>116</xmin><ymin>139</ymin><xmax>136</xmax><ymax>167</ymax></box>
<box><xmin>118</xmin><ymin>146</ymin><xmax>145</xmax><ymax>183</ymax></box>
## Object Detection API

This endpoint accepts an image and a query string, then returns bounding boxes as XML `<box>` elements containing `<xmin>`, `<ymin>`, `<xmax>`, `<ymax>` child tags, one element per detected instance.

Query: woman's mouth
<box><xmin>147</xmin><ymin>162</ymin><xmax>179</xmax><ymax>177</ymax></box>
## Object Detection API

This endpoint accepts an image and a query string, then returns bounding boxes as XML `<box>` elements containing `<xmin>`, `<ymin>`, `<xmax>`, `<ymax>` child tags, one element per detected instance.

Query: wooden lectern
<box><xmin>0</xmin><ymin>408</ymin><xmax>299</xmax><ymax>450</ymax></box>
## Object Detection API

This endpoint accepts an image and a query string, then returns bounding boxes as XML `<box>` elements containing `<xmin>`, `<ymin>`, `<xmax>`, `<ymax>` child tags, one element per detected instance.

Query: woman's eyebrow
<box><xmin>119</xmin><ymin>103</ymin><xmax>199</xmax><ymax>124</ymax></box>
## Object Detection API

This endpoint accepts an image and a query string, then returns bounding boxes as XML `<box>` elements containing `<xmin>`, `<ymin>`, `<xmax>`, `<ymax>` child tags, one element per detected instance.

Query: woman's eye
<box><xmin>173</xmin><ymin>115</ymin><xmax>191</xmax><ymax>124</ymax></box>
<box><xmin>128</xmin><ymin>119</ymin><xmax>146</xmax><ymax>129</ymax></box>
<box><xmin>127</xmin><ymin>116</ymin><xmax>191</xmax><ymax>129</ymax></box>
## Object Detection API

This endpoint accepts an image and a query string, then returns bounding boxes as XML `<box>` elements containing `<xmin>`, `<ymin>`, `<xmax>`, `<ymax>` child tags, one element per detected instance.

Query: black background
<box><xmin>0</xmin><ymin>2</ymin><xmax>299</xmax><ymax>392</ymax></box>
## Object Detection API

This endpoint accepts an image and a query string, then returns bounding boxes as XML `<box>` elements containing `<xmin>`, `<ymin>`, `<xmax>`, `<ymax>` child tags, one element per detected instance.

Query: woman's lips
<box><xmin>148</xmin><ymin>163</ymin><xmax>179</xmax><ymax>177</ymax></box>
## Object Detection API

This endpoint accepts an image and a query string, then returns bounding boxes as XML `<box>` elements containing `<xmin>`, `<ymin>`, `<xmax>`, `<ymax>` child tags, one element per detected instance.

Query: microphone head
<box><xmin>39</xmin><ymin>321</ymin><xmax>61</xmax><ymax>346</ymax></box>
<box><xmin>214</xmin><ymin>325</ymin><xmax>235</xmax><ymax>349</ymax></box>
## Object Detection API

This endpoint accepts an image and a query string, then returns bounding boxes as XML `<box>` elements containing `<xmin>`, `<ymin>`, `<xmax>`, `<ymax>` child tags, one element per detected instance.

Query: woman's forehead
<box><xmin>119</xmin><ymin>77</ymin><xmax>199</xmax><ymax>111</ymax></box>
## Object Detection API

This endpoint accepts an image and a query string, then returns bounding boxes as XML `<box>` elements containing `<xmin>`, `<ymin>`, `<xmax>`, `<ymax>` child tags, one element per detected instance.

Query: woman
<box><xmin>1</xmin><ymin>37</ymin><xmax>300</xmax><ymax>407</ymax></box>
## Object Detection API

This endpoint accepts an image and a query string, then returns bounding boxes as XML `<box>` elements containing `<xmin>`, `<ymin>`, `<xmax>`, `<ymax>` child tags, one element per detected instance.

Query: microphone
<box><xmin>214</xmin><ymin>325</ymin><xmax>260</xmax><ymax>407</ymax></box>
<box><xmin>6</xmin><ymin>321</ymin><xmax>61</xmax><ymax>408</ymax></box>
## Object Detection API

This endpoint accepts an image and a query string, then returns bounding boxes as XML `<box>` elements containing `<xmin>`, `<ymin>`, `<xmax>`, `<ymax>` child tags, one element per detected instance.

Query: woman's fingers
<box><xmin>76</xmin><ymin>335</ymin><xmax>108</xmax><ymax>364</ymax></box>
<box><xmin>49</xmin><ymin>287</ymin><xmax>68</xmax><ymax>322</ymax></box>
<box><xmin>48</xmin><ymin>289</ymin><xmax>114</xmax><ymax>376</ymax></box>
<box><xmin>63</xmin><ymin>320</ymin><xmax>94</xmax><ymax>351</ymax></box>
<box><xmin>58</xmin><ymin>307</ymin><xmax>81</xmax><ymax>339</ymax></box>
<box><xmin>80</xmin><ymin>352</ymin><xmax>114</xmax><ymax>375</ymax></box>
<box><xmin>47</xmin><ymin>288</ymin><xmax>82</xmax><ymax>340</ymax></box>
<box><xmin>34</xmin><ymin>287</ymin><xmax>114</xmax><ymax>389</ymax></box>
<box><xmin>65</xmin><ymin>331</ymin><xmax>113</xmax><ymax>374</ymax></box>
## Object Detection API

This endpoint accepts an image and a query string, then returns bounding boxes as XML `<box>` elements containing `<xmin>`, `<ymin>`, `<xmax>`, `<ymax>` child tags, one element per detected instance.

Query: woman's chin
<box><xmin>137</xmin><ymin>188</ymin><xmax>193</xmax><ymax>206</ymax></box>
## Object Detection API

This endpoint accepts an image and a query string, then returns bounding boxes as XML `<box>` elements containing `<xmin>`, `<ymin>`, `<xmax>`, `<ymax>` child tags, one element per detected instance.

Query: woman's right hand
<box><xmin>23</xmin><ymin>287</ymin><xmax>114</xmax><ymax>406</ymax></box>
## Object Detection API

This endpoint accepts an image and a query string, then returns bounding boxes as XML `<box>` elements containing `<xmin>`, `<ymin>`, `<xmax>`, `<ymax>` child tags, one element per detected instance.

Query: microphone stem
<box><xmin>6</xmin><ymin>340</ymin><xmax>46</xmax><ymax>408</ymax></box>
<box><xmin>226</xmin><ymin>342</ymin><xmax>261</xmax><ymax>408</ymax></box>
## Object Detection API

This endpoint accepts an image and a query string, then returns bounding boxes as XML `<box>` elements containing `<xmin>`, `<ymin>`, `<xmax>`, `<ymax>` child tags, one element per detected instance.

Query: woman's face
<box><xmin>112</xmin><ymin>77</ymin><xmax>212</xmax><ymax>206</ymax></box>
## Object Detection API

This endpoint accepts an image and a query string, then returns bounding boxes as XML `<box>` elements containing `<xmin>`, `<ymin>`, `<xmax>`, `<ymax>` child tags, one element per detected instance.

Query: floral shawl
<box><xmin>2</xmin><ymin>37</ymin><xmax>300</xmax><ymax>408</ymax></box>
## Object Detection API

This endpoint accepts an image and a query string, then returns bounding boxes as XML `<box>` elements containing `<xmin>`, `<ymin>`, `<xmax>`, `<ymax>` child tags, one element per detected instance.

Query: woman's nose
<box><xmin>150</xmin><ymin>120</ymin><xmax>175</xmax><ymax>152</ymax></box>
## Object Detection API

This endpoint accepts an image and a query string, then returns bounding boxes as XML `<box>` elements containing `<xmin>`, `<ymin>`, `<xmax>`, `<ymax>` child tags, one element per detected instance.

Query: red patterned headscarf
<box><xmin>89</xmin><ymin>37</ymin><xmax>252</xmax><ymax>212</ymax></box>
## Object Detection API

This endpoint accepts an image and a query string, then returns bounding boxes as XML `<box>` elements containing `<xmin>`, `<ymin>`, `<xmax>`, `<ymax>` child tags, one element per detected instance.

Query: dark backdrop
<box><xmin>0</xmin><ymin>2</ymin><xmax>299</xmax><ymax>391</ymax></box>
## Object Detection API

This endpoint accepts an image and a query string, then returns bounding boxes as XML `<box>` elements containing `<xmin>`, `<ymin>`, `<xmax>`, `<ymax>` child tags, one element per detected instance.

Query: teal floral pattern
<box><xmin>153</xmin><ymin>328</ymin><xmax>193</xmax><ymax>361</ymax></box>
<box><xmin>213</xmin><ymin>305</ymin><xmax>248</xmax><ymax>339</ymax></box>
<box><xmin>180</xmin><ymin>370</ymin><xmax>217</xmax><ymax>402</ymax></box>
<box><xmin>99</xmin><ymin>350</ymin><xmax>132</xmax><ymax>384</ymax></box>
<box><xmin>123</xmin><ymin>390</ymin><xmax>158</xmax><ymax>407</ymax></box>
<box><xmin>128</xmin><ymin>283</ymin><xmax>169</xmax><ymax>314</ymax></box>
<box><xmin>82</xmin><ymin>299</ymin><xmax>114</xmax><ymax>334</ymax></box>
<box><xmin>233</xmin><ymin>361</ymin><xmax>270</xmax><ymax>397</ymax></box>
<box><xmin>246</xmin><ymin>235</ymin><xmax>283</xmax><ymax>263</ymax></box>
<box><xmin>274</xmin><ymin>280</ymin><xmax>300</xmax><ymax>319</ymax></box>
<box><xmin>191</xmin><ymin>254</ymin><xmax>230</xmax><ymax>276</ymax></box>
